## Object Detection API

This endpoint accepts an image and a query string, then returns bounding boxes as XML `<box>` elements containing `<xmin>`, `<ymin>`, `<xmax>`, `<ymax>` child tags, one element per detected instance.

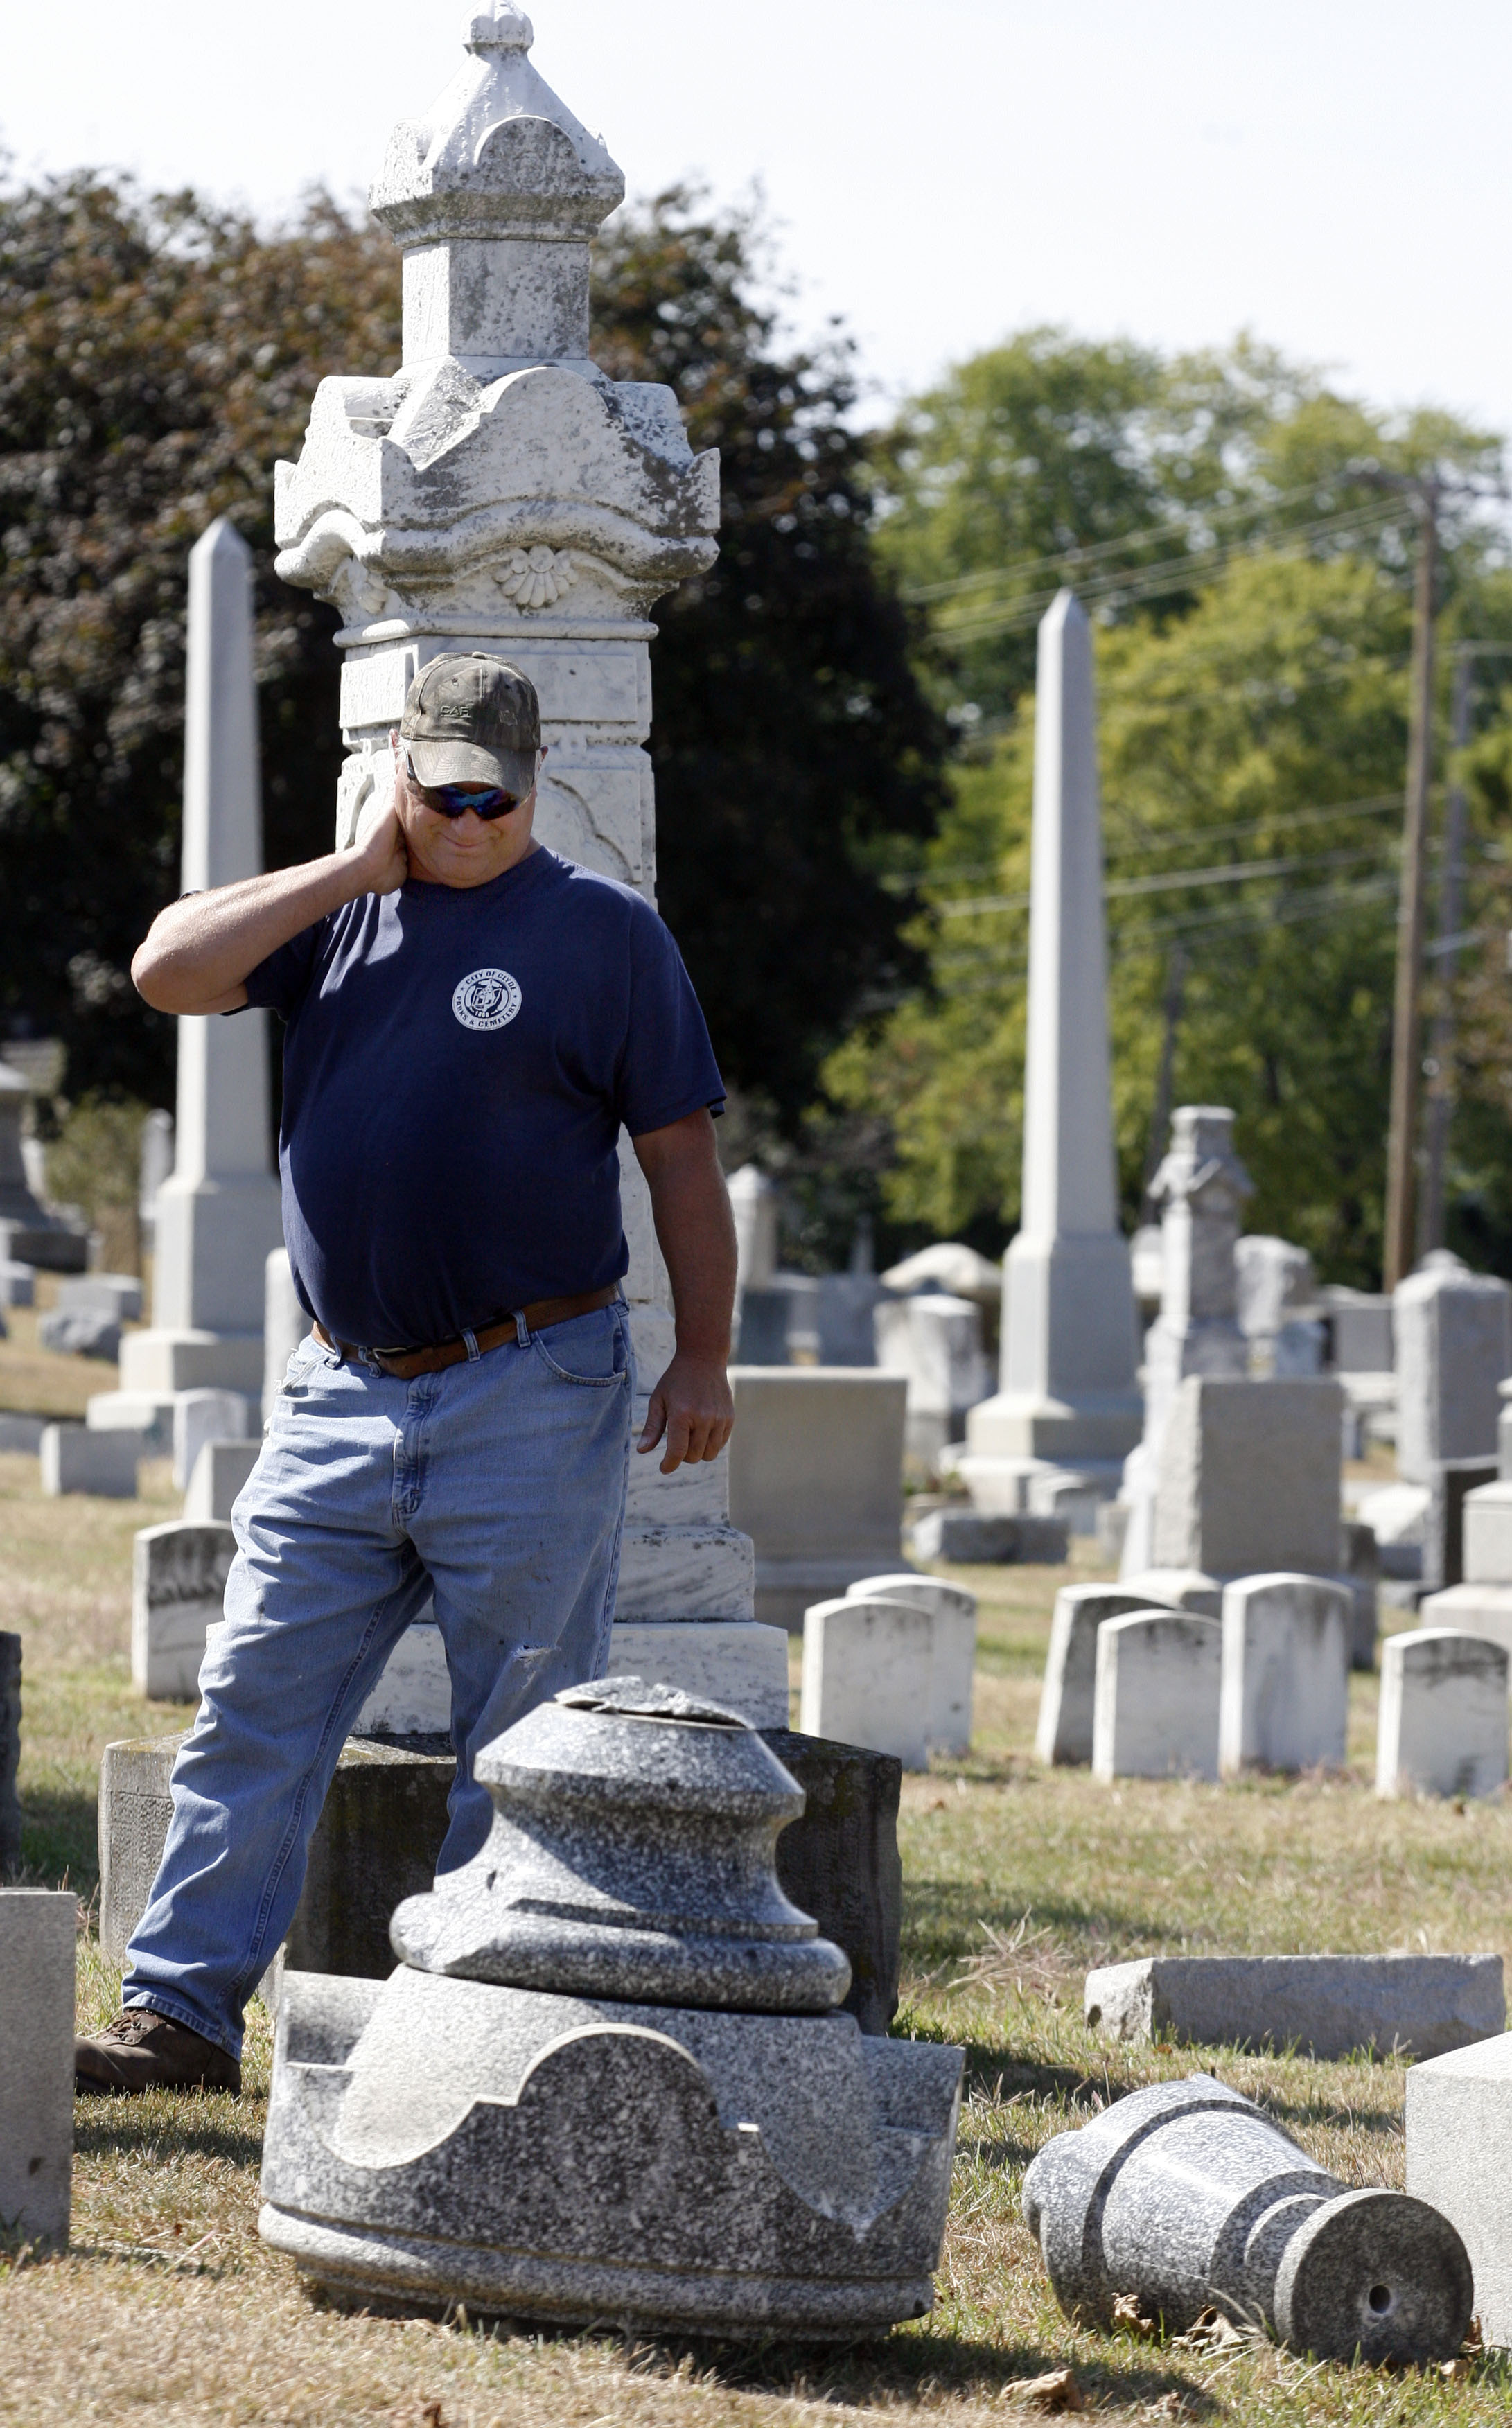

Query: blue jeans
<box><xmin>123</xmin><ymin>1301</ymin><xmax>633</xmax><ymax>2057</ymax></box>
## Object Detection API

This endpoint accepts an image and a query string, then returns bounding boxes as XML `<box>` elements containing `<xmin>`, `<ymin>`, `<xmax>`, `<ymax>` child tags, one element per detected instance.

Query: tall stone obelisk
<box><xmin>958</xmin><ymin>589</ymin><xmax>1141</xmax><ymax>1507</ymax></box>
<box><xmin>120</xmin><ymin>519</ymin><xmax>283</xmax><ymax>1398</ymax></box>
<box><xmin>273</xmin><ymin>2</ymin><xmax>785</xmax><ymax>1723</ymax></box>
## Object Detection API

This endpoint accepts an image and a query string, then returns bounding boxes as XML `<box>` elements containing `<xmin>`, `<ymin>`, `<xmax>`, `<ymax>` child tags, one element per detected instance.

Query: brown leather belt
<box><xmin>314</xmin><ymin>1285</ymin><xmax>619</xmax><ymax>1380</ymax></box>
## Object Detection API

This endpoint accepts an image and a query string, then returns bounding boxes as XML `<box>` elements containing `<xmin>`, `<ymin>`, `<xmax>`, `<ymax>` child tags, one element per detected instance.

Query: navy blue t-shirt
<box><xmin>241</xmin><ymin>847</ymin><xmax>723</xmax><ymax>1349</ymax></box>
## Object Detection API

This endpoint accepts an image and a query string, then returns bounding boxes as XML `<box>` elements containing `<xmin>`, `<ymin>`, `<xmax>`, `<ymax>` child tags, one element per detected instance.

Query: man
<box><xmin>76</xmin><ymin>652</ymin><xmax>736</xmax><ymax>2095</ymax></box>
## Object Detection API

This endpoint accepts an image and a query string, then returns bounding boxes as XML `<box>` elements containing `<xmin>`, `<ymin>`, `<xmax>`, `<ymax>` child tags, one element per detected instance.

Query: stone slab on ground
<box><xmin>184</xmin><ymin>1436</ymin><xmax>261</xmax><ymax>1522</ymax></box>
<box><xmin>97</xmin><ymin>1726</ymin><xmax>904</xmax><ymax>2039</ymax></box>
<box><xmin>1086</xmin><ymin>1952</ymin><xmax>1505</xmax><ymax>2059</ymax></box>
<box><xmin>40</xmin><ymin>1421</ymin><xmax>138</xmax><ymax>1499</ymax></box>
<box><xmin>1407</xmin><ymin>2030</ymin><xmax>1512</xmax><ymax>2347</ymax></box>
<box><xmin>1218</xmin><ymin>1573</ymin><xmax>1350</xmax><ymax>1775</ymax></box>
<box><xmin>0</xmin><ymin>1633</ymin><xmax>19</xmax><ymax>1874</ymax></box>
<box><xmin>845</xmin><ymin>1572</ymin><xmax>976</xmax><ymax>1756</ymax></box>
<box><xmin>1376</xmin><ymin>1628</ymin><xmax>1509</xmax><ymax>1801</ymax></box>
<box><xmin>800</xmin><ymin>1596</ymin><xmax>933</xmax><ymax>1769</ymax></box>
<box><xmin>1035</xmin><ymin>1584</ymin><xmax>1169</xmax><ymax>1767</ymax></box>
<box><xmin>909</xmin><ymin>1508</ymin><xmax>1069</xmax><ymax>1565</ymax></box>
<box><xmin>131</xmin><ymin>1520</ymin><xmax>236</xmax><ymax>1700</ymax></box>
<box><xmin>1092</xmin><ymin>1610</ymin><xmax>1222</xmax><ymax>1782</ymax></box>
<box><xmin>0</xmin><ymin>1888</ymin><xmax>75</xmax><ymax>2249</ymax></box>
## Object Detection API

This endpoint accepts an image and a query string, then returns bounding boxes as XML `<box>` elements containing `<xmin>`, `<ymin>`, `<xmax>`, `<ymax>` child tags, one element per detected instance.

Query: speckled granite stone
<box><xmin>1023</xmin><ymin>2073</ymin><xmax>1471</xmax><ymax>2363</ymax></box>
<box><xmin>390</xmin><ymin>1680</ymin><xmax>853</xmax><ymax>2012</ymax></box>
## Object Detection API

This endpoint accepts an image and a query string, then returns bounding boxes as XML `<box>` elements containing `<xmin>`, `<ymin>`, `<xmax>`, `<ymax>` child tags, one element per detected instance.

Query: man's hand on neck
<box><xmin>390</xmin><ymin>732</ymin><xmax>543</xmax><ymax>890</ymax></box>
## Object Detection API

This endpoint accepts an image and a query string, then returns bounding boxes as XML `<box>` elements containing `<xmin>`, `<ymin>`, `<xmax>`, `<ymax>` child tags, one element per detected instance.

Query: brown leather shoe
<box><xmin>75</xmin><ymin>2008</ymin><xmax>242</xmax><ymax>2096</ymax></box>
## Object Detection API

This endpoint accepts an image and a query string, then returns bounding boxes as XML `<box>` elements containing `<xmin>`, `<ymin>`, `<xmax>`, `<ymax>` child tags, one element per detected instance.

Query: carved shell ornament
<box><xmin>495</xmin><ymin>545</ymin><xmax>577</xmax><ymax>610</ymax></box>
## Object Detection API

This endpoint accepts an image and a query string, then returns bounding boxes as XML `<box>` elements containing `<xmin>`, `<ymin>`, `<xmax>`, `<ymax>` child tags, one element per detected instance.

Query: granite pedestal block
<box><xmin>1035</xmin><ymin>1584</ymin><xmax>1168</xmax><ymax>1766</ymax></box>
<box><xmin>800</xmin><ymin>1597</ymin><xmax>933</xmax><ymax>1770</ymax></box>
<box><xmin>846</xmin><ymin>1572</ymin><xmax>976</xmax><ymax>1757</ymax></box>
<box><xmin>1084</xmin><ymin>1952</ymin><xmax>1504</xmax><ymax>2059</ymax></box>
<box><xmin>131</xmin><ymin>1520</ymin><xmax>236</xmax><ymax>1700</ymax></box>
<box><xmin>1407</xmin><ymin>2030</ymin><xmax>1512</xmax><ymax>2346</ymax></box>
<box><xmin>1026</xmin><ymin>2072</ymin><xmax>1472</xmax><ymax>2361</ymax></box>
<box><xmin>1376</xmin><ymin>1629</ymin><xmax>1509</xmax><ymax>1801</ymax></box>
<box><xmin>0</xmin><ymin>1889</ymin><xmax>75</xmax><ymax>2251</ymax></box>
<box><xmin>1218</xmin><ymin>1574</ymin><xmax>1350</xmax><ymax>1775</ymax></box>
<box><xmin>0</xmin><ymin>1633</ymin><xmax>20</xmax><ymax>1875</ymax></box>
<box><xmin>909</xmin><ymin>1508</ymin><xmax>1069</xmax><ymax>1566</ymax></box>
<box><xmin>259</xmin><ymin>1680</ymin><xmax>958</xmax><ymax>2333</ymax></box>
<box><xmin>41</xmin><ymin>1423</ymin><xmax>138</xmax><ymax>1499</ymax></box>
<box><xmin>184</xmin><ymin>1437</ymin><xmax>261</xmax><ymax>1523</ymax></box>
<box><xmin>1092</xmin><ymin>1610</ymin><xmax>1222</xmax><ymax>1782</ymax></box>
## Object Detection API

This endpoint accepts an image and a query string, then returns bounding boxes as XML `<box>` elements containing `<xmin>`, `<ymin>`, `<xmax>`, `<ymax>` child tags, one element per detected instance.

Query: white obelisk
<box><xmin>121</xmin><ymin>520</ymin><xmax>283</xmax><ymax>1397</ymax></box>
<box><xmin>959</xmin><ymin>590</ymin><xmax>1141</xmax><ymax>1504</ymax></box>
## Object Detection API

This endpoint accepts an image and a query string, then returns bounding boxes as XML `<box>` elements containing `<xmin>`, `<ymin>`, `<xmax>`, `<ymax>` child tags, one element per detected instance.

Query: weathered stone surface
<box><xmin>85</xmin><ymin>1389</ymin><xmax>174</xmax><ymax>1448</ymax></box>
<box><xmin>1423</xmin><ymin>1457</ymin><xmax>1500</xmax><ymax>1592</ymax></box>
<box><xmin>909</xmin><ymin>1508</ymin><xmax>1068</xmax><ymax>1566</ymax></box>
<box><xmin>847</xmin><ymin>1572</ymin><xmax>976</xmax><ymax>1757</ymax></box>
<box><xmin>764</xmin><ymin>1727</ymin><xmax>902</xmax><ymax>2039</ymax></box>
<box><xmin>1148</xmin><ymin>1375</ymin><xmax>1344</xmax><ymax>1579</ymax></box>
<box><xmin>1035</xmin><ymin>1585</ymin><xmax>1168</xmax><ymax>1767</ymax></box>
<box><xmin>1118</xmin><ymin>1565</ymin><xmax>1223</xmax><ymax>1617</ymax></box>
<box><xmin>184</xmin><ymin>1438</ymin><xmax>261</xmax><ymax>1524</ymax></box>
<box><xmin>1420</xmin><ymin>1581</ymin><xmax>1512</xmax><ymax>1657</ymax></box>
<box><xmin>1025</xmin><ymin>2070</ymin><xmax>1473</xmax><ymax>2361</ymax></box>
<box><xmin>41</xmin><ymin>1423</ymin><xmax>138</xmax><ymax>1499</ymax></box>
<box><xmin>1324</xmin><ymin>1285</ymin><xmax>1394</xmax><ymax>1373</ymax></box>
<box><xmin>800</xmin><ymin>1599</ymin><xmax>933</xmax><ymax>1770</ymax></box>
<box><xmin>1376</xmin><ymin>1628</ymin><xmax>1509</xmax><ymax>1801</ymax></box>
<box><xmin>965</xmin><ymin>593</ymin><xmax>1140</xmax><ymax>1480</ymax></box>
<box><xmin>260</xmin><ymin>1678</ymin><xmax>948</xmax><ymax>2334</ymax></box>
<box><xmin>1407</xmin><ymin>2029</ymin><xmax>1512</xmax><ymax>2348</ymax></box>
<box><xmin>874</xmin><ymin>1292</ymin><xmax>989</xmax><ymax>1466</ymax></box>
<box><xmin>606</xmin><ymin>1620</ymin><xmax>789</xmax><ymax>1728</ymax></box>
<box><xmin>1092</xmin><ymin>1610</ymin><xmax>1221</xmax><ymax>1782</ymax></box>
<box><xmin>1462</xmin><ymin>1477</ymin><xmax>1512</xmax><ymax>1584</ymax></box>
<box><xmin>1236</xmin><ymin>1234</ymin><xmax>1315</xmax><ymax>1352</ymax></box>
<box><xmin>729</xmin><ymin>1369</ymin><xmax>908</xmax><ymax>1629</ymax></box>
<box><xmin>0</xmin><ymin>1634</ymin><xmax>20</xmax><ymax>1875</ymax></box>
<box><xmin>173</xmin><ymin>1387</ymin><xmax>253</xmax><ymax>1493</ymax></box>
<box><xmin>133</xmin><ymin>520</ymin><xmax>283</xmax><ymax>1396</ymax></box>
<box><xmin>37</xmin><ymin>1307</ymin><xmax>121</xmax><ymax>1361</ymax></box>
<box><xmin>0</xmin><ymin>1888</ymin><xmax>75</xmax><ymax>2250</ymax></box>
<box><xmin>1218</xmin><ymin>1573</ymin><xmax>1350</xmax><ymax>1775</ymax></box>
<box><xmin>260</xmin><ymin>1967</ymin><xmax>959</xmax><ymax>2336</ymax></box>
<box><xmin>1395</xmin><ymin>1251</ymin><xmax>1512</xmax><ymax>1486</ymax></box>
<box><xmin>132</xmin><ymin>1520</ymin><xmax>235</xmax><ymax>1700</ymax></box>
<box><xmin>1084</xmin><ymin>1953</ymin><xmax>1504</xmax><ymax>2059</ymax></box>
<box><xmin>728</xmin><ymin>1165</ymin><xmax>780</xmax><ymax>1296</ymax></box>
<box><xmin>353</xmin><ymin>1617</ymin><xmax>447</xmax><ymax>1736</ymax></box>
<box><xmin>58</xmin><ymin>1272</ymin><xmax>143</xmax><ymax>1323</ymax></box>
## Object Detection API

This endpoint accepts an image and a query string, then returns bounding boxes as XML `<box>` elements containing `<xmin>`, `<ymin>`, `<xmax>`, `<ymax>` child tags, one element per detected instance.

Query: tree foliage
<box><xmin>0</xmin><ymin>175</ymin><xmax>945</xmax><ymax>1129</ymax></box>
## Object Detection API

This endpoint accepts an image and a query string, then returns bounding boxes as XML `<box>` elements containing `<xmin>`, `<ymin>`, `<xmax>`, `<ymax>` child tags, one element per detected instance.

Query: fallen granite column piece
<box><xmin>1023</xmin><ymin>2073</ymin><xmax>1473</xmax><ymax>2363</ymax></box>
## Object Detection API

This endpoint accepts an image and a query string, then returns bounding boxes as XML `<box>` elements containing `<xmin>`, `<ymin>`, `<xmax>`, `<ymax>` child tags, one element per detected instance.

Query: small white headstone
<box><xmin>40</xmin><ymin>1423</ymin><xmax>138</xmax><ymax>1499</ymax></box>
<box><xmin>1463</xmin><ymin>1481</ymin><xmax>1512</xmax><ymax>1586</ymax></box>
<box><xmin>0</xmin><ymin>1888</ymin><xmax>75</xmax><ymax>2249</ymax></box>
<box><xmin>173</xmin><ymin>1387</ymin><xmax>252</xmax><ymax>1492</ymax></box>
<box><xmin>800</xmin><ymin>1596</ymin><xmax>933</xmax><ymax>1768</ymax></box>
<box><xmin>1036</xmin><ymin>1584</ymin><xmax>1168</xmax><ymax>1766</ymax></box>
<box><xmin>1395</xmin><ymin>1251</ymin><xmax>1512</xmax><ymax>1486</ymax></box>
<box><xmin>184</xmin><ymin>1438</ymin><xmax>261</xmax><ymax>1524</ymax></box>
<box><xmin>132</xmin><ymin>1520</ymin><xmax>235</xmax><ymax>1699</ymax></box>
<box><xmin>1377</xmin><ymin>1628</ymin><xmax>1509</xmax><ymax>1802</ymax></box>
<box><xmin>1092</xmin><ymin>1610</ymin><xmax>1222</xmax><ymax>1782</ymax></box>
<box><xmin>1218</xmin><ymin>1572</ymin><xmax>1350</xmax><ymax>1775</ymax></box>
<box><xmin>846</xmin><ymin>1572</ymin><xmax>976</xmax><ymax>1755</ymax></box>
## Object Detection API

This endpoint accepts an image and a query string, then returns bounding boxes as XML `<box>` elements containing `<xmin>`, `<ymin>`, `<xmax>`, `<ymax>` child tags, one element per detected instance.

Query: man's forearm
<box><xmin>133</xmin><ymin>853</ymin><xmax>367</xmax><ymax>1014</ymax></box>
<box><xmin>644</xmin><ymin>1156</ymin><xmax>737</xmax><ymax>1357</ymax></box>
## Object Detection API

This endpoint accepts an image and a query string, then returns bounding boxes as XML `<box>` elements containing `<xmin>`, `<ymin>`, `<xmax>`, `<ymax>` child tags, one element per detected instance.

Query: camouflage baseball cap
<box><xmin>399</xmin><ymin>653</ymin><xmax>540</xmax><ymax>795</ymax></box>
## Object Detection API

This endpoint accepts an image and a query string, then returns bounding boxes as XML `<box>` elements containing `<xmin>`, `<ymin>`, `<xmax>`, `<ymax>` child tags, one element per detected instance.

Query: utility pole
<box><xmin>1418</xmin><ymin>644</ymin><xmax>1473</xmax><ymax>1257</ymax></box>
<box><xmin>1383</xmin><ymin>486</ymin><xmax>1439</xmax><ymax>1292</ymax></box>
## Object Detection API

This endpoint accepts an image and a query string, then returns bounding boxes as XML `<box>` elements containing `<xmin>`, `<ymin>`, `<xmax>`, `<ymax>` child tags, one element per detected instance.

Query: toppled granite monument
<box><xmin>259</xmin><ymin>1678</ymin><xmax>961</xmax><ymax>2335</ymax></box>
<box><xmin>1023</xmin><ymin>2072</ymin><xmax>1473</xmax><ymax>2362</ymax></box>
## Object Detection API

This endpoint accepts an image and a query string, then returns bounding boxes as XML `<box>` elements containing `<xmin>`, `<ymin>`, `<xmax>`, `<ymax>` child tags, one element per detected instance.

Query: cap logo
<box><xmin>452</xmin><ymin>968</ymin><xmax>522</xmax><ymax>1032</ymax></box>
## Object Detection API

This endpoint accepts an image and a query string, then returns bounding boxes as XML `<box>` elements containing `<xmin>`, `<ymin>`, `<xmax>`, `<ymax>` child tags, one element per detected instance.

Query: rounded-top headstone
<box><xmin>390</xmin><ymin>1678</ymin><xmax>852</xmax><ymax>2012</ymax></box>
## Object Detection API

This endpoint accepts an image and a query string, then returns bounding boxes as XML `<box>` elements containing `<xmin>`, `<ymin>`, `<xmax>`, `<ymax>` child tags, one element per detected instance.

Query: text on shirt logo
<box><xmin>452</xmin><ymin>968</ymin><xmax>523</xmax><ymax>1032</ymax></box>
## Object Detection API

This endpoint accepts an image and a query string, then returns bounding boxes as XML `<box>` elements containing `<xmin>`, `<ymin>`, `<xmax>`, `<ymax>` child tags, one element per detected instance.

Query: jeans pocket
<box><xmin>276</xmin><ymin>1334</ymin><xmax>324</xmax><ymax>1402</ymax></box>
<box><xmin>531</xmin><ymin>1306</ymin><xmax>627</xmax><ymax>1388</ymax></box>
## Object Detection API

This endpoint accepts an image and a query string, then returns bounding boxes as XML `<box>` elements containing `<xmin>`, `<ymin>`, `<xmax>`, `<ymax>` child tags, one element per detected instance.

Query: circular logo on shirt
<box><xmin>452</xmin><ymin>967</ymin><xmax>522</xmax><ymax>1032</ymax></box>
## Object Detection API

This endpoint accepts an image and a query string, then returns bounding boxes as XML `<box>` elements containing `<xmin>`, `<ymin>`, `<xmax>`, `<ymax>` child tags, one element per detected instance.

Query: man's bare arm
<box><xmin>132</xmin><ymin>813</ymin><xmax>409</xmax><ymax>1014</ymax></box>
<box><xmin>632</xmin><ymin>1109</ymin><xmax>737</xmax><ymax>1474</ymax></box>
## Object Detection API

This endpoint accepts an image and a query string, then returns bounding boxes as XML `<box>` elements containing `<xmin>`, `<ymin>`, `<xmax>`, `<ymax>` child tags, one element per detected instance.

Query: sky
<box><xmin>5</xmin><ymin>0</ymin><xmax>1511</xmax><ymax>440</ymax></box>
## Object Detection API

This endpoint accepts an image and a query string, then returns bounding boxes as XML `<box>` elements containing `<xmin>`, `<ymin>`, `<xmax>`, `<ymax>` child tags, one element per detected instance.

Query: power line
<box><xmin>935</xmin><ymin>841</ymin><xmax>1394</xmax><ymax>922</ymax></box>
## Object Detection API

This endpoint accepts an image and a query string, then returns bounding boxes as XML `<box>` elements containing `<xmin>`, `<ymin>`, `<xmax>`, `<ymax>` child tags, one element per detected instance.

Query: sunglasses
<box><xmin>405</xmin><ymin>755</ymin><xmax>525</xmax><ymax>821</ymax></box>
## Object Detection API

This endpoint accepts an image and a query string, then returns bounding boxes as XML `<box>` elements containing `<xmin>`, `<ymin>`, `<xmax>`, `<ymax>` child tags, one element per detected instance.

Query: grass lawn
<box><xmin>1</xmin><ymin>1428</ymin><xmax>1510</xmax><ymax>2423</ymax></box>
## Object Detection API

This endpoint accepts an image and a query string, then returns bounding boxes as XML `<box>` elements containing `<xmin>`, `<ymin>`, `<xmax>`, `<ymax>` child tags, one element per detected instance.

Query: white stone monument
<box><xmin>1395</xmin><ymin>1251</ymin><xmax>1512</xmax><ymax>1486</ymax></box>
<box><xmin>119</xmin><ymin>518</ymin><xmax>283</xmax><ymax>1398</ymax></box>
<box><xmin>1119</xmin><ymin>1107</ymin><xmax>1251</xmax><ymax>1576</ymax></box>
<box><xmin>845</xmin><ymin>1572</ymin><xmax>976</xmax><ymax>1757</ymax></box>
<box><xmin>273</xmin><ymin>2</ymin><xmax>776</xmax><ymax>1724</ymax></box>
<box><xmin>956</xmin><ymin>590</ymin><xmax>1140</xmax><ymax>1512</ymax></box>
<box><xmin>728</xmin><ymin>1369</ymin><xmax>908</xmax><ymax>1630</ymax></box>
<box><xmin>1217</xmin><ymin>1573</ymin><xmax>1350</xmax><ymax>1777</ymax></box>
<box><xmin>874</xmin><ymin>1290</ymin><xmax>989</xmax><ymax>1466</ymax></box>
<box><xmin>1035</xmin><ymin>1583</ymin><xmax>1168</xmax><ymax>1767</ymax></box>
<box><xmin>1376</xmin><ymin>1628</ymin><xmax>1509</xmax><ymax>1802</ymax></box>
<box><xmin>0</xmin><ymin>1889</ymin><xmax>75</xmax><ymax>2251</ymax></box>
<box><xmin>800</xmin><ymin>1596</ymin><xmax>933</xmax><ymax>1769</ymax></box>
<box><xmin>1091</xmin><ymin>1608</ymin><xmax>1222</xmax><ymax>1783</ymax></box>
